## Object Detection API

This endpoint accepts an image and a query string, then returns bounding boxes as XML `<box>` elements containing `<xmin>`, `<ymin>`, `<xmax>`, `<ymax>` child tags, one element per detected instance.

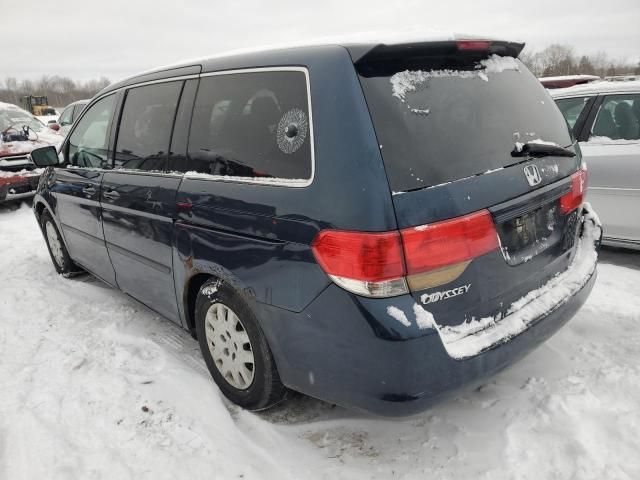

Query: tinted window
<box><xmin>358</xmin><ymin>56</ymin><xmax>573</xmax><ymax>192</ymax></box>
<box><xmin>68</xmin><ymin>94</ymin><xmax>116</xmax><ymax>168</ymax></box>
<box><xmin>555</xmin><ymin>97</ymin><xmax>590</xmax><ymax>130</ymax></box>
<box><xmin>590</xmin><ymin>94</ymin><xmax>640</xmax><ymax>141</ymax></box>
<box><xmin>182</xmin><ymin>71</ymin><xmax>312</xmax><ymax>181</ymax></box>
<box><xmin>114</xmin><ymin>82</ymin><xmax>182</xmax><ymax>171</ymax></box>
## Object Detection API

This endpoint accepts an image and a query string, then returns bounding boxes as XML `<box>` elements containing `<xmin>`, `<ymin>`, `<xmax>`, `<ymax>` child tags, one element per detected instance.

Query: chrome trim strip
<box><xmin>69</xmin><ymin>67</ymin><xmax>315</xmax><ymax>188</ymax></box>
<box><xmin>106</xmin><ymin>241</ymin><xmax>172</xmax><ymax>274</ymax></box>
<box><xmin>192</xmin><ymin>66</ymin><xmax>315</xmax><ymax>188</ymax></box>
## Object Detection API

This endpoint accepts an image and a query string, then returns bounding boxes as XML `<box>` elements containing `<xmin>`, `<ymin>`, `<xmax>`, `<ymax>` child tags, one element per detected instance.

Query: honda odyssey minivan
<box><xmin>30</xmin><ymin>38</ymin><xmax>601</xmax><ymax>415</ymax></box>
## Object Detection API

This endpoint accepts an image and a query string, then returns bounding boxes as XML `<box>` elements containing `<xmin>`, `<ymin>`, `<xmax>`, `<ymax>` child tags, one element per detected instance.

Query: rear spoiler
<box><xmin>349</xmin><ymin>40</ymin><xmax>525</xmax><ymax>72</ymax></box>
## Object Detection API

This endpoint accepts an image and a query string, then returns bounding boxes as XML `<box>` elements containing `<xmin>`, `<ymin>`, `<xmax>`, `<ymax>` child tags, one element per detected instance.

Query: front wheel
<box><xmin>195</xmin><ymin>279</ymin><xmax>286</xmax><ymax>410</ymax></box>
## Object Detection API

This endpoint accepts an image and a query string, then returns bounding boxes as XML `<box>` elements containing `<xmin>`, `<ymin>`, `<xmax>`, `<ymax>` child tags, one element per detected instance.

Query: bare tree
<box><xmin>520</xmin><ymin>44</ymin><xmax>638</xmax><ymax>78</ymax></box>
<box><xmin>0</xmin><ymin>76</ymin><xmax>112</xmax><ymax>109</ymax></box>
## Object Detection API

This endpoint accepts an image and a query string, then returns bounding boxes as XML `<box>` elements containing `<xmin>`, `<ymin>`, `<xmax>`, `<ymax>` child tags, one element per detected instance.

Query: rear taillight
<box><xmin>560</xmin><ymin>168</ymin><xmax>587</xmax><ymax>214</ymax></box>
<box><xmin>311</xmin><ymin>210</ymin><xmax>500</xmax><ymax>297</ymax></box>
<box><xmin>456</xmin><ymin>40</ymin><xmax>492</xmax><ymax>51</ymax></box>
<box><xmin>311</xmin><ymin>230</ymin><xmax>407</xmax><ymax>297</ymax></box>
<box><xmin>401</xmin><ymin>210</ymin><xmax>499</xmax><ymax>291</ymax></box>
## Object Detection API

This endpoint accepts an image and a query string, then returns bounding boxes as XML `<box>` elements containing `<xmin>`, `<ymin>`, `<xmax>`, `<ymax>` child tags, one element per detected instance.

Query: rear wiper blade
<box><xmin>511</xmin><ymin>142</ymin><xmax>575</xmax><ymax>158</ymax></box>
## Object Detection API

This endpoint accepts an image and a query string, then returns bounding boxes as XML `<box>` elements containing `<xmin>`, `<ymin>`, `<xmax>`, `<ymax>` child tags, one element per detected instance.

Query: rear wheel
<box><xmin>40</xmin><ymin>210</ymin><xmax>79</xmax><ymax>275</ymax></box>
<box><xmin>195</xmin><ymin>279</ymin><xmax>286</xmax><ymax>410</ymax></box>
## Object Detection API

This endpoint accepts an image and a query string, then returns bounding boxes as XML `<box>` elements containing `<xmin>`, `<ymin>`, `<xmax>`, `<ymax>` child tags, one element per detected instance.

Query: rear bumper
<box><xmin>258</xmin><ymin>212</ymin><xmax>601</xmax><ymax>416</ymax></box>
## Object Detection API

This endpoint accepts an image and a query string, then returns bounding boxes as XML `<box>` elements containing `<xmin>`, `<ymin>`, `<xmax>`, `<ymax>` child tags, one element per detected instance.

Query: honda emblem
<box><xmin>524</xmin><ymin>165</ymin><xmax>542</xmax><ymax>187</ymax></box>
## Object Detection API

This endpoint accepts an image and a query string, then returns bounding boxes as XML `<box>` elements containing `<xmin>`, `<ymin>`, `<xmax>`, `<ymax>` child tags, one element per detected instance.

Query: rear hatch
<box><xmin>352</xmin><ymin>40</ymin><xmax>584</xmax><ymax>328</ymax></box>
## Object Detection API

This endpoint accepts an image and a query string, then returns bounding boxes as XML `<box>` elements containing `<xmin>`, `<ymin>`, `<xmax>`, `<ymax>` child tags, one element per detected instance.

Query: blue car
<box><xmin>29</xmin><ymin>38</ymin><xmax>601</xmax><ymax>416</ymax></box>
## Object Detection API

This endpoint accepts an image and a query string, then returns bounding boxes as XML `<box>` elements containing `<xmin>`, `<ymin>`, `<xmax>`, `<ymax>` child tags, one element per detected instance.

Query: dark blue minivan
<box><xmin>30</xmin><ymin>39</ymin><xmax>601</xmax><ymax>415</ymax></box>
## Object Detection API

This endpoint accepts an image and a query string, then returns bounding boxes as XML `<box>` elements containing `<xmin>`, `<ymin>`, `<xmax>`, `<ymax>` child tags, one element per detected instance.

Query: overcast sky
<box><xmin>4</xmin><ymin>0</ymin><xmax>639</xmax><ymax>82</ymax></box>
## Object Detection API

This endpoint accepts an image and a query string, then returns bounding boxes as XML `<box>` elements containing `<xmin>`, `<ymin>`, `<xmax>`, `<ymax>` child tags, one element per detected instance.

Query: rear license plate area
<box><xmin>495</xmin><ymin>202</ymin><xmax>562</xmax><ymax>265</ymax></box>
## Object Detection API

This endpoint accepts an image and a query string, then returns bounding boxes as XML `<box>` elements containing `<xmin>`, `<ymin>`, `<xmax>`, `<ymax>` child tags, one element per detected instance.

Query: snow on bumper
<box><xmin>433</xmin><ymin>204</ymin><xmax>601</xmax><ymax>360</ymax></box>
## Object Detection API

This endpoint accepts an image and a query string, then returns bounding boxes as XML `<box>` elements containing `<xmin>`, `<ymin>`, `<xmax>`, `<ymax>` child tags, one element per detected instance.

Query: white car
<box><xmin>552</xmin><ymin>81</ymin><xmax>640</xmax><ymax>250</ymax></box>
<box><xmin>57</xmin><ymin>99</ymin><xmax>89</xmax><ymax>136</ymax></box>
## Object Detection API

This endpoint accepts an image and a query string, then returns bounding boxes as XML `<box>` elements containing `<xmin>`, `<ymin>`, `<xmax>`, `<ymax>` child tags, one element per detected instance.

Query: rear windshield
<box><xmin>358</xmin><ymin>55</ymin><xmax>573</xmax><ymax>192</ymax></box>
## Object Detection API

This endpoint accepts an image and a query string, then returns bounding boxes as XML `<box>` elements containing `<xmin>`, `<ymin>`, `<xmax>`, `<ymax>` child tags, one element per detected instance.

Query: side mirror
<box><xmin>48</xmin><ymin>123</ymin><xmax>60</xmax><ymax>131</ymax></box>
<box><xmin>30</xmin><ymin>146</ymin><xmax>59</xmax><ymax>167</ymax></box>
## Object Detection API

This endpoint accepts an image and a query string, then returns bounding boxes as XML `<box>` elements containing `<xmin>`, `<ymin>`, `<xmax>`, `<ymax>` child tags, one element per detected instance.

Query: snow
<box><xmin>391</xmin><ymin>55</ymin><xmax>520</xmax><ymax>102</ymax></box>
<box><xmin>35</xmin><ymin>114</ymin><xmax>59</xmax><ymax>124</ymax></box>
<box><xmin>412</xmin><ymin>303</ymin><xmax>436</xmax><ymax>330</ymax></box>
<box><xmin>135</xmin><ymin>30</ymin><xmax>517</xmax><ymax>81</ymax></box>
<box><xmin>550</xmin><ymin>79</ymin><xmax>640</xmax><ymax>98</ymax></box>
<box><xmin>428</xmin><ymin>206</ymin><xmax>601</xmax><ymax>359</ymax></box>
<box><xmin>0</xmin><ymin>167</ymin><xmax>43</xmax><ymax>179</ymax></box>
<box><xmin>514</xmin><ymin>138</ymin><xmax>561</xmax><ymax>152</ymax></box>
<box><xmin>1</xmin><ymin>203</ymin><xmax>640</xmax><ymax>479</ymax></box>
<box><xmin>586</xmin><ymin>136</ymin><xmax>640</xmax><ymax>145</ymax></box>
<box><xmin>184</xmin><ymin>171</ymin><xmax>309</xmax><ymax>185</ymax></box>
<box><xmin>386</xmin><ymin>305</ymin><xmax>411</xmax><ymax>327</ymax></box>
<box><xmin>538</xmin><ymin>74</ymin><xmax>601</xmax><ymax>82</ymax></box>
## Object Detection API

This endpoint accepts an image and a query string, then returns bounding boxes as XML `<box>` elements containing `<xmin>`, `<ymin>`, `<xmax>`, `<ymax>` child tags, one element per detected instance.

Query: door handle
<box><xmin>103</xmin><ymin>190</ymin><xmax>120</xmax><ymax>200</ymax></box>
<box><xmin>82</xmin><ymin>185</ymin><xmax>96</xmax><ymax>195</ymax></box>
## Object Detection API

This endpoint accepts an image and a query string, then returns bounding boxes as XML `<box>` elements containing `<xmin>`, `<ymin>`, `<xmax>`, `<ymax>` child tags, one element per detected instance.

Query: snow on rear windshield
<box><xmin>391</xmin><ymin>55</ymin><xmax>520</xmax><ymax>102</ymax></box>
<box><xmin>359</xmin><ymin>56</ymin><xmax>573</xmax><ymax>192</ymax></box>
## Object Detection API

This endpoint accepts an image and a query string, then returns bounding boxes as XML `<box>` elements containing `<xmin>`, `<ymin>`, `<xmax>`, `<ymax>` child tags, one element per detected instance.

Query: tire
<box><xmin>195</xmin><ymin>278</ymin><xmax>287</xmax><ymax>410</ymax></box>
<box><xmin>40</xmin><ymin>210</ymin><xmax>80</xmax><ymax>276</ymax></box>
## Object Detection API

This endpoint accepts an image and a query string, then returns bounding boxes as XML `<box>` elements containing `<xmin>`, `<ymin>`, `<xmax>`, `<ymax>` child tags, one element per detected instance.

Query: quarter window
<box><xmin>68</xmin><ymin>94</ymin><xmax>116</xmax><ymax>168</ymax></box>
<box><xmin>114</xmin><ymin>82</ymin><xmax>182</xmax><ymax>171</ymax></box>
<box><xmin>590</xmin><ymin>94</ymin><xmax>640</xmax><ymax>141</ymax></box>
<box><xmin>183</xmin><ymin>70</ymin><xmax>312</xmax><ymax>181</ymax></box>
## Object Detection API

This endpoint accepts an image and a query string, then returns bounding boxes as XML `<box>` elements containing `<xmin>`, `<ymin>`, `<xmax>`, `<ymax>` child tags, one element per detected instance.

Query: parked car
<box><xmin>539</xmin><ymin>74</ymin><xmax>601</xmax><ymax>89</ymax></box>
<box><xmin>0</xmin><ymin>102</ymin><xmax>62</xmax><ymax>203</ymax></box>
<box><xmin>552</xmin><ymin>81</ymin><xmax>640</xmax><ymax>250</ymax></box>
<box><xmin>30</xmin><ymin>39</ymin><xmax>601</xmax><ymax>416</ymax></box>
<box><xmin>56</xmin><ymin>99</ymin><xmax>89</xmax><ymax>136</ymax></box>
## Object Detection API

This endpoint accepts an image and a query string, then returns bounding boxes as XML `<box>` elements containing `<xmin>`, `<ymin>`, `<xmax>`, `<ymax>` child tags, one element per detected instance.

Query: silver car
<box><xmin>552</xmin><ymin>81</ymin><xmax>640</xmax><ymax>250</ymax></box>
<box><xmin>57</xmin><ymin>99</ymin><xmax>89</xmax><ymax>136</ymax></box>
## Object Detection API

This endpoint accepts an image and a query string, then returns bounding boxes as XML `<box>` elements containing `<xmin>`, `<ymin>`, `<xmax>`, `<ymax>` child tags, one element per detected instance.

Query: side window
<box><xmin>182</xmin><ymin>70</ymin><xmax>312</xmax><ymax>182</ymax></box>
<box><xmin>68</xmin><ymin>94</ymin><xmax>116</xmax><ymax>168</ymax></box>
<box><xmin>72</xmin><ymin>103</ymin><xmax>85</xmax><ymax>122</ymax></box>
<box><xmin>555</xmin><ymin>97</ymin><xmax>590</xmax><ymax>131</ymax></box>
<box><xmin>114</xmin><ymin>82</ymin><xmax>182</xmax><ymax>171</ymax></box>
<box><xmin>58</xmin><ymin>106</ymin><xmax>73</xmax><ymax>126</ymax></box>
<box><xmin>590</xmin><ymin>94</ymin><xmax>640</xmax><ymax>141</ymax></box>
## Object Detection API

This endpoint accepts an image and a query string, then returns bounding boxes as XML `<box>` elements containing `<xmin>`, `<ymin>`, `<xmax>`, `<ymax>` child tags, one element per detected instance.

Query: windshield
<box><xmin>0</xmin><ymin>108</ymin><xmax>44</xmax><ymax>133</ymax></box>
<box><xmin>358</xmin><ymin>55</ymin><xmax>573</xmax><ymax>192</ymax></box>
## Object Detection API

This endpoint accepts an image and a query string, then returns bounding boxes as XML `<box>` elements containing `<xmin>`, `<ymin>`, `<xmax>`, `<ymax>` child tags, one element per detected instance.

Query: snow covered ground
<box><xmin>1</xmin><ymin>203</ymin><xmax>639</xmax><ymax>480</ymax></box>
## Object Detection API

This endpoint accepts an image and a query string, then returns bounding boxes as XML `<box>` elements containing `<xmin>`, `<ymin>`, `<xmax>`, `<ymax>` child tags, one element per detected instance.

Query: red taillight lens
<box><xmin>401</xmin><ymin>210</ymin><xmax>499</xmax><ymax>274</ymax></box>
<box><xmin>311</xmin><ymin>230</ymin><xmax>405</xmax><ymax>282</ymax></box>
<box><xmin>456</xmin><ymin>40</ymin><xmax>492</xmax><ymax>51</ymax></box>
<box><xmin>312</xmin><ymin>210</ymin><xmax>500</xmax><ymax>297</ymax></box>
<box><xmin>560</xmin><ymin>169</ymin><xmax>587</xmax><ymax>213</ymax></box>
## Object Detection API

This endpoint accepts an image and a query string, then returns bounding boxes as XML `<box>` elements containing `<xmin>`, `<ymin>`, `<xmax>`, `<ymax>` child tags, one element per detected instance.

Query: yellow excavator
<box><xmin>20</xmin><ymin>95</ymin><xmax>57</xmax><ymax>117</ymax></box>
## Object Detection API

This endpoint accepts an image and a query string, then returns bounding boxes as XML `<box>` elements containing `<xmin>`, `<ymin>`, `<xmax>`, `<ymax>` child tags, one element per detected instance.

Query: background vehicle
<box><xmin>56</xmin><ymin>99</ymin><xmax>89</xmax><ymax>136</ymax></box>
<box><xmin>539</xmin><ymin>75</ymin><xmax>601</xmax><ymax>89</ymax></box>
<box><xmin>0</xmin><ymin>102</ymin><xmax>62</xmax><ymax>203</ymax></box>
<box><xmin>20</xmin><ymin>95</ymin><xmax>58</xmax><ymax>124</ymax></box>
<box><xmin>31</xmin><ymin>39</ymin><xmax>599</xmax><ymax>416</ymax></box>
<box><xmin>552</xmin><ymin>81</ymin><xmax>640</xmax><ymax>249</ymax></box>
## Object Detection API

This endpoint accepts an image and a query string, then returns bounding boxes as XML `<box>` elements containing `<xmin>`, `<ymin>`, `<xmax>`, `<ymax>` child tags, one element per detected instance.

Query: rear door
<box><xmin>578</xmin><ymin>93</ymin><xmax>640</xmax><ymax>243</ymax></box>
<box><xmin>54</xmin><ymin>93</ymin><xmax>118</xmax><ymax>284</ymax></box>
<box><xmin>355</xmin><ymin>42</ymin><xmax>583</xmax><ymax>326</ymax></box>
<box><xmin>101</xmin><ymin>80</ymin><xmax>185</xmax><ymax>322</ymax></box>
